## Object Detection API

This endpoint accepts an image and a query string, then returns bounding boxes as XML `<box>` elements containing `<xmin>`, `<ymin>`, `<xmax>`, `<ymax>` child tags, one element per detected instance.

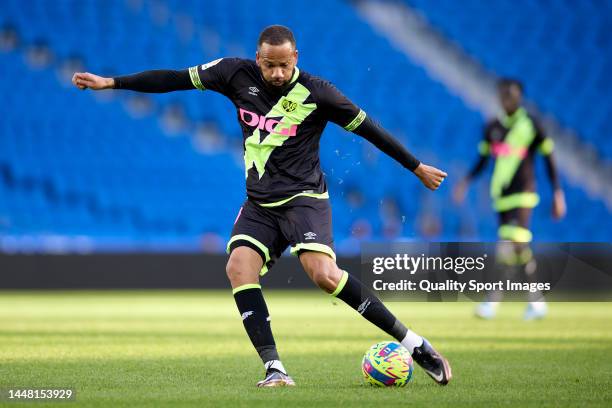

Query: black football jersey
<box><xmin>480</xmin><ymin>107</ymin><xmax>553</xmax><ymax>199</ymax></box>
<box><xmin>189</xmin><ymin>58</ymin><xmax>366</xmax><ymax>204</ymax></box>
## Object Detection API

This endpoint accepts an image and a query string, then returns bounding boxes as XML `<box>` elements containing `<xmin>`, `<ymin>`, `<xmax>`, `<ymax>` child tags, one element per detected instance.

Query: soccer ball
<box><xmin>362</xmin><ymin>341</ymin><xmax>414</xmax><ymax>387</ymax></box>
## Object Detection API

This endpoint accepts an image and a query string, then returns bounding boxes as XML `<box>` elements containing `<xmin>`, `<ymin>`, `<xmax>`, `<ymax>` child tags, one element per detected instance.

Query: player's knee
<box><xmin>313</xmin><ymin>271</ymin><xmax>337</xmax><ymax>293</ymax></box>
<box><xmin>225</xmin><ymin>246</ymin><xmax>264</xmax><ymax>284</ymax></box>
<box><xmin>225</xmin><ymin>255</ymin><xmax>257</xmax><ymax>284</ymax></box>
<box><xmin>302</xmin><ymin>253</ymin><xmax>341</xmax><ymax>292</ymax></box>
<box><xmin>225</xmin><ymin>258</ymin><xmax>241</xmax><ymax>282</ymax></box>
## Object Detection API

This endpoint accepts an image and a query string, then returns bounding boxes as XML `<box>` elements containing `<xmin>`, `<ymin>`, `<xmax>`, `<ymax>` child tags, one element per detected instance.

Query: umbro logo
<box><xmin>248</xmin><ymin>86</ymin><xmax>260</xmax><ymax>96</ymax></box>
<box><xmin>357</xmin><ymin>298</ymin><xmax>371</xmax><ymax>314</ymax></box>
<box><xmin>304</xmin><ymin>232</ymin><xmax>317</xmax><ymax>240</ymax></box>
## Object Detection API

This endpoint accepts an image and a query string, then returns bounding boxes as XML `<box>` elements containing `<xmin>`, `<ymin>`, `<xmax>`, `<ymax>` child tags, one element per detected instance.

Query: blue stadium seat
<box><xmin>0</xmin><ymin>0</ymin><xmax>610</xmax><ymax>251</ymax></box>
<box><xmin>404</xmin><ymin>0</ymin><xmax>612</xmax><ymax>161</ymax></box>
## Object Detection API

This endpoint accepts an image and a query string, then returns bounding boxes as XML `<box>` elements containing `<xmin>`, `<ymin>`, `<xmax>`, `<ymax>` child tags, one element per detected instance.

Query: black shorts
<box><xmin>226</xmin><ymin>196</ymin><xmax>335</xmax><ymax>275</ymax></box>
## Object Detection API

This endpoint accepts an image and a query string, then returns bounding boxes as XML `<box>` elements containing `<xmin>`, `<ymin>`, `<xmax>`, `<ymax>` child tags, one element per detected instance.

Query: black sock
<box><xmin>333</xmin><ymin>271</ymin><xmax>408</xmax><ymax>342</ymax></box>
<box><xmin>233</xmin><ymin>285</ymin><xmax>280</xmax><ymax>364</ymax></box>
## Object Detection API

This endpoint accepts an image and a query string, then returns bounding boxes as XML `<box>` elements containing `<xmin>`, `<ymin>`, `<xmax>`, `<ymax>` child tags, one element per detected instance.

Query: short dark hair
<box><xmin>497</xmin><ymin>78</ymin><xmax>524</xmax><ymax>93</ymax></box>
<box><xmin>257</xmin><ymin>25</ymin><xmax>296</xmax><ymax>49</ymax></box>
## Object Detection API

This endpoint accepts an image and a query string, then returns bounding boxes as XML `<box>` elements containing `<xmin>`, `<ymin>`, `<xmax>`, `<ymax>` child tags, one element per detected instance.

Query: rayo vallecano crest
<box><xmin>282</xmin><ymin>99</ymin><xmax>298</xmax><ymax>113</ymax></box>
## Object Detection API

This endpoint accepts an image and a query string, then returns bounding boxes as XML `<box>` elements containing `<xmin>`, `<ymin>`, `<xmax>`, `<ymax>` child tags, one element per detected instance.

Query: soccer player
<box><xmin>453</xmin><ymin>78</ymin><xmax>566</xmax><ymax>320</ymax></box>
<box><xmin>73</xmin><ymin>25</ymin><xmax>451</xmax><ymax>387</ymax></box>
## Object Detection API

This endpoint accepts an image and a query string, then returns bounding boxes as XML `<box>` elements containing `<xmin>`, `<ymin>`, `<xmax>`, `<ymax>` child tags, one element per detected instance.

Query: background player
<box><xmin>72</xmin><ymin>25</ymin><xmax>451</xmax><ymax>387</ymax></box>
<box><xmin>453</xmin><ymin>78</ymin><xmax>566</xmax><ymax>320</ymax></box>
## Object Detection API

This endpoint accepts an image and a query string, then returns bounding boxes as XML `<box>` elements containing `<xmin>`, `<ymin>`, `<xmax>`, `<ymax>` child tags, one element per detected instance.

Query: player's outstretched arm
<box><xmin>72</xmin><ymin>69</ymin><xmax>195</xmax><ymax>93</ymax></box>
<box><xmin>353</xmin><ymin>117</ymin><xmax>447</xmax><ymax>191</ymax></box>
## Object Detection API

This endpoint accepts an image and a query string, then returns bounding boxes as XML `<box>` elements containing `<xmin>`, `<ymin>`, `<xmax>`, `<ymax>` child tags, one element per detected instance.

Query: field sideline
<box><xmin>1</xmin><ymin>290</ymin><xmax>611</xmax><ymax>407</ymax></box>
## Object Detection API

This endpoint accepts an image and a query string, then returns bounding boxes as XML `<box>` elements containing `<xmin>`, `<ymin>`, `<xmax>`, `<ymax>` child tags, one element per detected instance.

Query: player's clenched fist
<box><xmin>72</xmin><ymin>72</ymin><xmax>114</xmax><ymax>90</ymax></box>
<box><xmin>414</xmin><ymin>163</ymin><xmax>447</xmax><ymax>191</ymax></box>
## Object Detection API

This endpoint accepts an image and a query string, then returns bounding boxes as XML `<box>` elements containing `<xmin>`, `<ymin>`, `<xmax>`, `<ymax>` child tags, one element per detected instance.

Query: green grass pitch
<box><xmin>1</xmin><ymin>290</ymin><xmax>611</xmax><ymax>407</ymax></box>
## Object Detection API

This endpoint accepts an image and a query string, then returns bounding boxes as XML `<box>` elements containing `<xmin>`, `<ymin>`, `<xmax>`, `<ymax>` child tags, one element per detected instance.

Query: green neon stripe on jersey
<box><xmin>232</xmin><ymin>283</ymin><xmax>262</xmax><ymax>295</ymax></box>
<box><xmin>244</xmin><ymin>82</ymin><xmax>317</xmax><ymax>180</ymax></box>
<box><xmin>490</xmin><ymin>108</ymin><xmax>536</xmax><ymax>199</ymax></box>
<box><xmin>290</xmin><ymin>243</ymin><xmax>336</xmax><ymax>261</ymax></box>
<box><xmin>494</xmin><ymin>192</ymin><xmax>540</xmax><ymax>212</ymax></box>
<box><xmin>226</xmin><ymin>234</ymin><xmax>270</xmax><ymax>276</ymax></box>
<box><xmin>188</xmin><ymin>66</ymin><xmax>204</xmax><ymax>90</ymax></box>
<box><xmin>258</xmin><ymin>191</ymin><xmax>329</xmax><ymax>208</ymax></box>
<box><xmin>478</xmin><ymin>141</ymin><xmax>490</xmax><ymax>155</ymax></box>
<box><xmin>498</xmin><ymin>224</ymin><xmax>533</xmax><ymax>243</ymax></box>
<box><xmin>344</xmin><ymin>109</ymin><xmax>367</xmax><ymax>132</ymax></box>
<box><xmin>331</xmin><ymin>270</ymin><xmax>349</xmax><ymax>297</ymax></box>
<box><xmin>539</xmin><ymin>137</ymin><xmax>554</xmax><ymax>155</ymax></box>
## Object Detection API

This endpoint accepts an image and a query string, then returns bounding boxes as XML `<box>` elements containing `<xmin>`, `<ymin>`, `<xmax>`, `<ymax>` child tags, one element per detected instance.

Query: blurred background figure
<box><xmin>453</xmin><ymin>78</ymin><xmax>565</xmax><ymax>320</ymax></box>
<box><xmin>0</xmin><ymin>0</ymin><xmax>611</xmax><ymax>255</ymax></box>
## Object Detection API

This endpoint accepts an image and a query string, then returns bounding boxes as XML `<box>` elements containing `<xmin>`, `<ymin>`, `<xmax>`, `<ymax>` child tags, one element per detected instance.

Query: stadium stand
<box><xmin>0</xmin><ymin>0</ymin><xmax>610</xmax><ymax>253</ymax></box>
<box><xmin>404</xmin><ymin>0</ymin><xmax>612</xmax><ymax>160</ymax></box>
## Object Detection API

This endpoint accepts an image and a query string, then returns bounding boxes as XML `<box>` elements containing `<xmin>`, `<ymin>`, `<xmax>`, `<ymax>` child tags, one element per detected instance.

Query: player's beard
<box><xmin>263</xmin><ymin>77</ymin><xmax>290</xmax><ymax>92</ymax></box>
<box><xmin>260</xmin><ymin>69</ymin><xmax>293</xmax><ymax>92</ymax></box>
